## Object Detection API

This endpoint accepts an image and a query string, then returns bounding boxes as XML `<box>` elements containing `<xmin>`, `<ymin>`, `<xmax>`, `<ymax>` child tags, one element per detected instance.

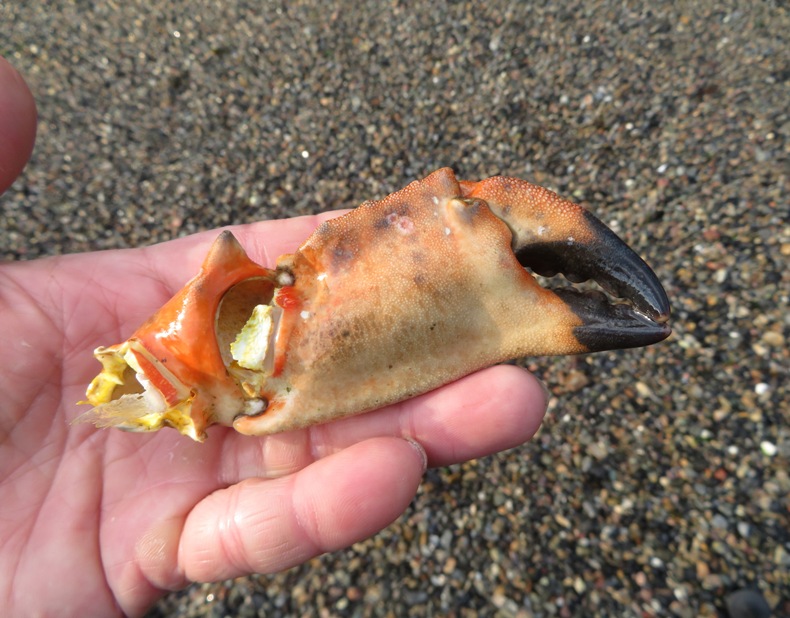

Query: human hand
<box><xmin>0</xmin><ymin>56</ymin><xmax>548</xmax><ymax>617</ymax></box>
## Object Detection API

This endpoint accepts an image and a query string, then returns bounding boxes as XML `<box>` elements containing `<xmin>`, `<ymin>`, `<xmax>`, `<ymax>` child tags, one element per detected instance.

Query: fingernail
<box><xmin>537</xmin><ymin>377</ymin><xmax>552</xmax><ymax>411</ymax></box>
<box><xmin>404</xmin><ymin>438</ymin><xmax>428</xmax><ymax>472</ymax></box>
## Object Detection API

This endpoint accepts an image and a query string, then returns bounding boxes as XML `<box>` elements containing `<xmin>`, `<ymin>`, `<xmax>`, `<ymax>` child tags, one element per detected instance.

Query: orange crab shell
<box><xmin>79</xmin><ymin>168</ymin><xmax>670</xmax><ymax>441</ymax></box>
<box><xmin>84</xmin><ymin>234</ymin><xmax>277</xmax><ymax>440</ymax></box>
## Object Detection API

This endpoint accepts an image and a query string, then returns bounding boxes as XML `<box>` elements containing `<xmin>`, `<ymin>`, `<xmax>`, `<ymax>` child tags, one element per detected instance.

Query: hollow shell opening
<box><xmin>216</xmin><ymin>277</ymin><xmax>276</xmax><ymax>367</ymax></box>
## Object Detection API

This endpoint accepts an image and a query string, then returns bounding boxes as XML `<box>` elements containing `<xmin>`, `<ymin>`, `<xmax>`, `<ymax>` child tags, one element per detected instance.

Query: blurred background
<box><xmin>2</xmin><ymin>1</ymin><xmax>788</xmax><ymax>616</ymax></box>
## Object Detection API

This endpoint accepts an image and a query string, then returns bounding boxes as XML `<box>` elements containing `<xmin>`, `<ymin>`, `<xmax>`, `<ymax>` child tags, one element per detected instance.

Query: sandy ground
<box><xmin>2</xmin><ymin>1</ymin><xmax>788</xmax><ymax>616</ymax></box>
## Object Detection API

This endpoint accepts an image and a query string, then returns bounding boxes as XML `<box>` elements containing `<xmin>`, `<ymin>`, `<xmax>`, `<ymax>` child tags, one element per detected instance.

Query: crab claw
<box><xmin>78</xmin><ymin>168</ymin><xmax>671</xmax><ymax>441</ymax></box>
<box><xmin>459</xmin><ymin>176</ymin><xmax>671</xmax><ymax>352</ymax></box>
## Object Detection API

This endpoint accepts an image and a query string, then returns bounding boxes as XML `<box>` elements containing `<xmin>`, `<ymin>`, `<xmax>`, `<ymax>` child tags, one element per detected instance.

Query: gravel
<box><xmin>2</xmin><ymin>1</ymin><xmax>788</xmax><ymax>616</ymax></box>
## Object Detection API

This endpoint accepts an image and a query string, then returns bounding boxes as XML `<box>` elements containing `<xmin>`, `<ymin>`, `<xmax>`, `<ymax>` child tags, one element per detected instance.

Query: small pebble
<box><xmin>725</xmin><ymin>589</ymin><xmax>772</xmax><ymax>618</ymax></box>
<box><xmin>760</xmin><ymin>441</ymin><xmax>777</xmax><ymax>457</ymax></box>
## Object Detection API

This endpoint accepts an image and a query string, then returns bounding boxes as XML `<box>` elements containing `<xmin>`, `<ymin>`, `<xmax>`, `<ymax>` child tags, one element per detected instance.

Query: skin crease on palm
<box><xmin>0</xmin><ymin>55</ymin><xmax>548</xmax><ymax>617</ymax></box>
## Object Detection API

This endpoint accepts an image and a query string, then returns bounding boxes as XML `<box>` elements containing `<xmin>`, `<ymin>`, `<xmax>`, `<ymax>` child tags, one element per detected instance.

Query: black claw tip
<box><xmin>516</xmin><ymin>211</ymin><xmax>671</xmax><ymax>323</ymax></box>
<box><xmin>555</xmin><ymin>289</ymin><xmax>672</xmax><ymax>352</ymax></box>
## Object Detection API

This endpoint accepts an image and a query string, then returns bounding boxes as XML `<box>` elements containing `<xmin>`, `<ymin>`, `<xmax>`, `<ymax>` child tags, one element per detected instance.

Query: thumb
<box><xmin>0</xmin><ymin>55</ymin><xmax>37</xmax><ymax>195</ymax></box>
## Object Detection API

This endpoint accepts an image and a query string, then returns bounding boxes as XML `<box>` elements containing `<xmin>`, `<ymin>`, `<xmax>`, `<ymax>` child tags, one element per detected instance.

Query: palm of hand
<box><xmin>1</xmin><ymin>232</ymin><xmax>245</xmax><ymax>615</ymax></box>
<box><xmin>0</xmin><ymin>218</ymin><xmax>546</xmax><ymax>616</ymax></box>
